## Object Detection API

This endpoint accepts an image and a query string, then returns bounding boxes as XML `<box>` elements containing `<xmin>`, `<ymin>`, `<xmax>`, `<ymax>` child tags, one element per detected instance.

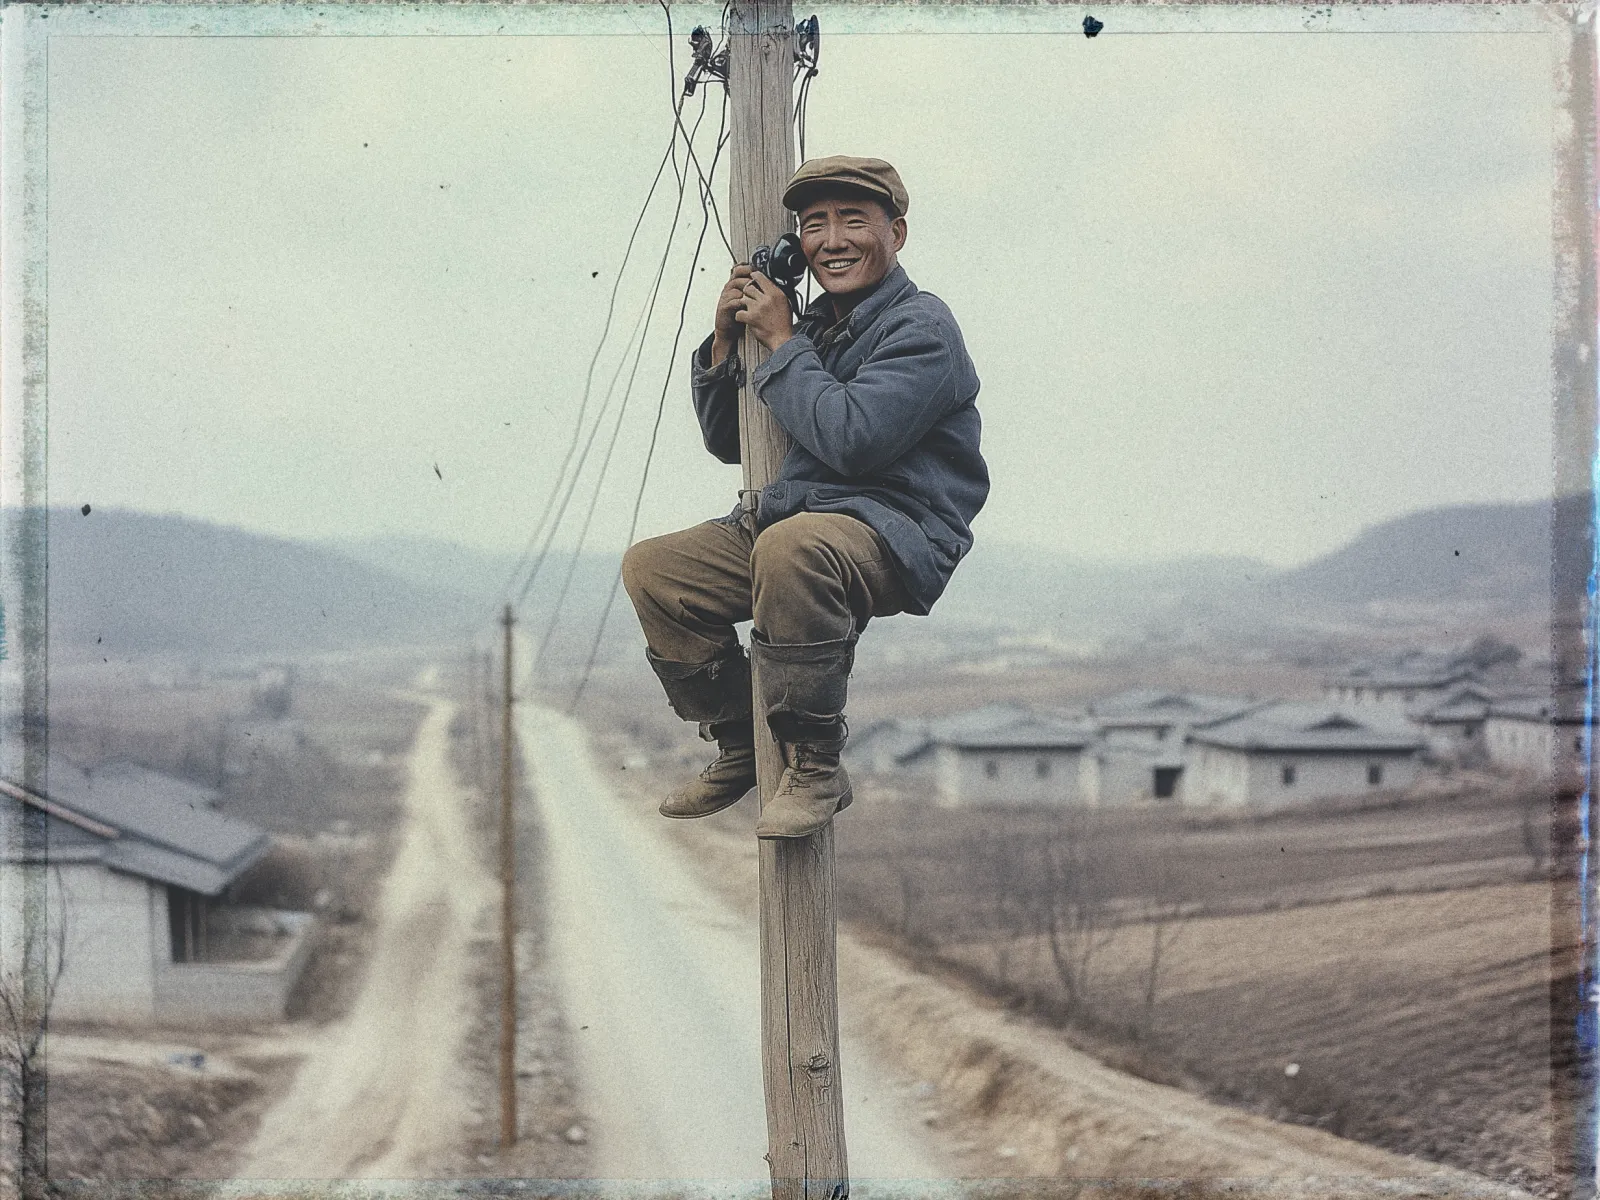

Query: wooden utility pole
<box><xmin>728</xmin><ymin>5</ymin><xmax>849</xmax><ymax>1197</ymax></box>
<box><xmin>499</xmin><ymin>605</ymin><xmax>518</xmax><ymax>1149</ymax></box>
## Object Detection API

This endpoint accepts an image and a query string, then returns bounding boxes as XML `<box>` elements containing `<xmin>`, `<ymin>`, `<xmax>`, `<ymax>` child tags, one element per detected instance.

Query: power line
<box><xmin>491</xmin><ymin>125</ymin><xmax>686</xmax><ymax>619</ymax></box>
<box><xmin>492</xmin><ymin>1</ymin><xmax>721</xmax><ymax>618</ymax></box>
<box><xmin>527</xmin><ymin>92</ymin><xmax>715</xmax><ymax>667</ymax></box>
<box><xmin>515</xmin><ymin>98</ymin><xmax>704</xmax><ymax>616</ymax></box>
<box><xmin>568</xmin><ymin>89</ymin><xmax>731</xmax><ymax>712</ymax></box>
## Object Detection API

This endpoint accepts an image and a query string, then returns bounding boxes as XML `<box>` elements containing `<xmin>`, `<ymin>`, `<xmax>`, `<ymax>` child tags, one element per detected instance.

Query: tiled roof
<box><xmin>1488</xmin><ymin>693</ymin><xmax>1588</xmax><ymax>724</ymax></box>
<box><xmin>926</xmin><ymin>705</ymin><xmax>1095</xmax><ymax>751</ymax></box>
<box><xmin>1088</xmin><ymin>688</ymin><xmax>1262</xmax><ymax>728</ymax></box>
<box><xmin>1190</xmin><ymin>702</ymin><xmax>1425</xmax><ymax>754</ymax></box>
<box><xmin>1327</xmin><ymin>652</ymin><xmax>1479</xmax><ymax>690</ymax></box>
<box><xmin>1</xmin><ymin>758</ymin><xmax>269</xmax><ymax>895</ymax></box>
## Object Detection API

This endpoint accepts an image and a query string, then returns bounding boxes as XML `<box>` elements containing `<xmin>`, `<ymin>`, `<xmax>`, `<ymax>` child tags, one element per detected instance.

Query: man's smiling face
<box><xmin>796</xmin><ymin>190</ymin><xmax>908</xmax><ymax>306</ymax></box>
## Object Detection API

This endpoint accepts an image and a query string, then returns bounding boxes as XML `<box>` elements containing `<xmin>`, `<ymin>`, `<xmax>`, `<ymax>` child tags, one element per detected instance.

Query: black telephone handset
<box><xmin>749</xmin><ymin>232</ymin><xmax>807</xmax><ymax>317</ymax></box>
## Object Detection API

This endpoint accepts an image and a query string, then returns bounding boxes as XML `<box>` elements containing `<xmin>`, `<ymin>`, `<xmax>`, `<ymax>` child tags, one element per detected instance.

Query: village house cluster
<box><xmin>850</xmin><ymin>648</ymin><xmax>1573</xmax><ymax>809</ymax></box>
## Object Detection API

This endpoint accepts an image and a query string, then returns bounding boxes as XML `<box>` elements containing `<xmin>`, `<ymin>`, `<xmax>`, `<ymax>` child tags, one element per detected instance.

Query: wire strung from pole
<box><xmin>567</xmin><ymin>91</ymin><xmax>732</xmax><ymax>713</ymax></box>
<box><xmin>523</xmin><ymin>9</ymin><xmax>728</xmax><ymax>662</ymax></box>
<box><xmin>515</xmin><ymin>95</ymin><xmax>706</xmax><ymax>617</ymax></box>
<box><xmin>496</xmin><ymin>2</ymin><xmax>716</xmax><ymax>618</ymax></box>
<box><xmin>490</xmin><ymin>125</ymin><xmax>684</xmax><ymax>618</ymax></box>
<box><xmin>527</xmin><ymin>91</ymin><xmax>715</xmax><ymax>668</ymax></box>
<box><xmin>665</xmin><ymin>0</ymin><xmax>735</xmax><ymax>262</ymax></box>
<box><xmin>792</xmin><ymin>16</ymin><xmax>819</xmax><ymax>162</ymax></box>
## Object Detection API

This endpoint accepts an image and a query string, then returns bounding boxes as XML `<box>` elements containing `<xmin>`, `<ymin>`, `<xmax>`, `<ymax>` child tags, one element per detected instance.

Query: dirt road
<box><xmin>520</xmin><ymin>704</ymin><xmax>949</xmax><ymax>1192</ymax></box>
<box><xmin>237</xmin><ymin>690</ymin><xmax>497</xmax><ymax>1179</ymax></box>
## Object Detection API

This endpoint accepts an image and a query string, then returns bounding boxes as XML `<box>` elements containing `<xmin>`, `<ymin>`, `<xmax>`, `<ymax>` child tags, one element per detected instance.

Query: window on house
<box><xmin>1035</xmin><ymin>758</ymin><xmax>1051</xmax><ymax>778</ymax></box>
<box><xmin>1367</xmin><ymin>763</ymin><xmax>1383</xmax><ymax>786</ymax></box>
<box><xmin>1155</xmin><ymin>727</ymin><xmax>1167</xmax><ymax>742</ymax></box>
<box><xmin>1154</xmin><ymin>767</ymin><xmax>1182</xmax><ymax>799</ymax></box>
<box><xmin>1281</xmin><ymin>763</ymin><xmax>1297</xmax><ymax>787</ymax></box>
<box><xmin>984</xmin><ymin>759</ymin><xmax>999</xmax><ymax>779</ymax></box>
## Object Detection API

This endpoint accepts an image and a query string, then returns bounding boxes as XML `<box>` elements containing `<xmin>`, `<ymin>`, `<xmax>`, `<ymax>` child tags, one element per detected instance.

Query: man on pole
<box><xmin>621</xmin><ymin>155</ymin><xmax>988</xmax><ymax>839</ymax></box>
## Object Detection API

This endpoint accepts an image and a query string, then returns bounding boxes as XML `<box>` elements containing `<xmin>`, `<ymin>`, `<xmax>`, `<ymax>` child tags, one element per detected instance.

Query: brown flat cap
<box><xmin>782</xmin><ymin>155</ymin><xmax>909</xmax><ymax>218</ymax></box>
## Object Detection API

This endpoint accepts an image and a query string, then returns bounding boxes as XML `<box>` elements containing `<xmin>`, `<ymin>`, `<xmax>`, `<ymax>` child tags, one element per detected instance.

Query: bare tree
<box><xmin>0</xmin><ymin>871</ymin><xmax>68</xmax><ymax>1200</ymax></box>
<box><xmin>1137</xmin><ymin>821</ymin><xmax>1191</xmax><ymax>1041</ymax></box>
<box><xmin>1037</xmin><ymin>814</ymin><xmax>1115</xmax><ymax>1020</ymax></box>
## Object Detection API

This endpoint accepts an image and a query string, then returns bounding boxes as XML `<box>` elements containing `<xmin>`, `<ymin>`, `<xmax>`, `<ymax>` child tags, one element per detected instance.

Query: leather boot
<box><xmin>645</xmin><ymin>646</ymin><xmax>755</xmax><ymax>820</ymax></box>
<box><xmin>750</xmin><ymin>631</ymin><xmax>857</xmax><ymax>839</ymax></box>
<box><xmin>754</xmin><ymin>726</ymin><xmax>853</xmax><ymax>839</ymax></box>
<box><xmin>659</xmin><ymin>719</ymin><xmax>757</xmax><ymax>819</ymax></box>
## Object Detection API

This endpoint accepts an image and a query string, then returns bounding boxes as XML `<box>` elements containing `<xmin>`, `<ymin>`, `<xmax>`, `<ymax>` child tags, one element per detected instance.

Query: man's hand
<box><xmin>710</xmin><ymin>264</ymin><xmax>753</xmax><ymax>367</ymax></box>
<box><xmin>734</xmin><ymin>271</ymin><xmax>794</xmax><ymax>354</ymax></box>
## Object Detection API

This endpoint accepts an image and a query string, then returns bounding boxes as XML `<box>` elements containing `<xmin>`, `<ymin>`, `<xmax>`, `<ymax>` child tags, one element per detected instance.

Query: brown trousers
<box><xmin>620</xmin><ymin>512</ymin><xmax>910</xmax><ymax>663</ymax></box>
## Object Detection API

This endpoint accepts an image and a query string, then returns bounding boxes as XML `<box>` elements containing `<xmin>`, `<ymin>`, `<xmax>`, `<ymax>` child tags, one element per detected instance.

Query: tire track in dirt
<box><xmin>235</xmin><ymin>689</ymin><xmax>496</xmax><ymax>1180</ymax></box>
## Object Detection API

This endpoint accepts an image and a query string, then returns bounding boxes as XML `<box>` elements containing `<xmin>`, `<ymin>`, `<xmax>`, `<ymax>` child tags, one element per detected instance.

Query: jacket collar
<box><xmin>800</xmin><ymin>263</ymin><xmax>916</xmax><ymax>346</ymax></box>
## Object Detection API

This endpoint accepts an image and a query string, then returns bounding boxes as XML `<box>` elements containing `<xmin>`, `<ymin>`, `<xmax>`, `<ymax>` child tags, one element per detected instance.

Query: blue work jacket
<box><xmin>690</xmin><ymin>264</ymin><xmax>988</xmax><ymax>616</ymax></box>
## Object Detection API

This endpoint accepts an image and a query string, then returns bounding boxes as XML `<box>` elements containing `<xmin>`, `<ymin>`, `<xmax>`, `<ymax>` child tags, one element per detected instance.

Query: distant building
<box><xmin>1484</xmin><ymin>693</ymin><xmax>1587</xmax><ymax>777</ymax></box>
<box><xmin>847</xmin><ymin>718</ymin><xmax>941</xmax><ymax>779</ymax></box>
<box><xmin>0</xmin><ymin>758</ymin><xmax>316</xmax><ymax>1026</ymax></box>
<box><xmin>1408</xmin><ymin>682</ymin><xmax>1499</xmax><ymax>763</ymax></box>
<box><xmin>1324</xmin><ymin>651</ymin><xmax>1483</xmax><ymax>717</ymax></box>
<box><xmin>891</xmin><ymin>704</ymin><xmax>1097</xmax><ymax>807</ymax></box>
<box><xmin>1186</xmin><ymin>702</ymin><xmax>1425</xmax><ymax>807</ymax></box>
<box><xmin>1084</xmin><ymin>689</ymin><xmax>1264</xmax><ymax>805</ymax></box>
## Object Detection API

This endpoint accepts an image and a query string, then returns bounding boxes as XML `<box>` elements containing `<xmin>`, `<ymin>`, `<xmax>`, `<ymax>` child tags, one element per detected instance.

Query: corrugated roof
<box><xmin>1</xmin><ymin>758</ymin><xmax>269</xmax><ymax>895</ymax></box>
<box><xmin>1190</xmin><ymin>702</ymin><xmax>1425</xmax><ymax>754</ymax></box>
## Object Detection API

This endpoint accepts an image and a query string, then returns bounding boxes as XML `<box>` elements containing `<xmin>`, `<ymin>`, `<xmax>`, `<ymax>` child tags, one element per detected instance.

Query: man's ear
<box><xmin>890</xmin><ymin>216</ymin><xmax>908</xmax><ymax>253</ymax></box>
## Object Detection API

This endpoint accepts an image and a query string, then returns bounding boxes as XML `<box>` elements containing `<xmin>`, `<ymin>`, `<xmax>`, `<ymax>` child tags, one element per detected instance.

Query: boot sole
<box><xmin>658</xmin><ymin>787</ymin><xmax>754</xmax><ymax>820</ymax></box>
<box><xmin>754</xmin><ymin>788</ymin><xmax>853</xmax><ymax>839</ymax></box>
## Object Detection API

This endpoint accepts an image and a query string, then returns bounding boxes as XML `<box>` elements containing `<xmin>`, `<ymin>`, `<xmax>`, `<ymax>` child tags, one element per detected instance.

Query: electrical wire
<box><xmin>489</xmin><ymin>128</ymin><xmax>684</xmax><ymax>620</ymax></box>
<box><xmin>527</xmin><ymin>91</ymin><xmax>714</xmax><ymax>669</ymax></box>
<box><xmin>662</xmin><ymin>0</ymin><xmax>735</xmax><ymax>262</ymax></box>
<box><xmin>497</xmin><ymin>0</ymin><xmax>735</xmax><ymax>705</ymax></box>
<box><xmin>515</xmin><ymin>92</ymin><xmax>708</xmax><ymax>621</ymax></box>
<box><xmin>567</xmin><ymin>89</ymin><xmax>731</xmax><ymax>712</ymax></box>
<box><xmin>494</xmin><ymin>2</ymin><xmax>713</xmax><ymax>617</ymax></box>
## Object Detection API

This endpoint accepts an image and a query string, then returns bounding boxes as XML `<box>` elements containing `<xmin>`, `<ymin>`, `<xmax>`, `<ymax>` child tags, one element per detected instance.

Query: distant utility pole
<box><xmin>499</xmin><ymin>605</ymin><xmax>518</xmax><ymax>1148</ymax></box>
<box><xmin>728</xmin><ymin>4</ymin><xmax>849</xmax><ymax>1197</ymax></box>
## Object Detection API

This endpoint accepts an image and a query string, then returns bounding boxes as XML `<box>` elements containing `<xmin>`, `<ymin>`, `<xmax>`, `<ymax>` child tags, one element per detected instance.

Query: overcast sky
<box><xmin>45</xmin><ymin>15</ymin><xmax>1555</xmax><ymax>568</ymax></box>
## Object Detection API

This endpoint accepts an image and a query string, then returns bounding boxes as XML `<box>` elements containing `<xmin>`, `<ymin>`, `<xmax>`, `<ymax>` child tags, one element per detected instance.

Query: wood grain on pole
<box><xmin>500</xmin><ymin>605</ymin><xmax>518</xmax><ymax>1149</ymax></box>
<box><xmin>728</xmin><ymin>4</ymin><xmax>849</xmax><ymax>1197</ymax></box>
<box><xmin>1548</xmin><ymin>20</ymin><xmax>1597</xmax><ymax>1189</ymax></box>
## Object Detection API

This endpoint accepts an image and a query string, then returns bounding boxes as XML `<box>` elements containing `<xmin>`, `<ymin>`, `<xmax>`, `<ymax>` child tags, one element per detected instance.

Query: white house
<box><xmin>891</xmin><ymin>704</ymin><xmax>1097</xmax><ymax>807</ymax></box>
<box><xmin>0</xmin><ymin>758</ymin><xmax>317</xmax><ymax>1026</ymax></box>
<box><xmin>1185</xmin><ymin>702</ymin><xmax>1425</xmax><ymax>808</ymax></box>
<box><xmin>1324</xmin><ymin>652</ymin><xmax>1483</xmax><ymax>719</ymax></box>
<box><xmin>1484</xmin><ymin>693</ymin><xmax>1586</xmax><ymax>777</ymax></box>
<box><xmin>1408</xmin><ymin>682</ymin><xmax>1500</xmax><ymax>763</ymax></box>
<box><xmin>1083</xmin><ymin>689</ymin><xmax>1264</xmax><ymax>805</ymax></box>
<box><xmin>846</xmin><ymin>718</ymin><xmax>941</xmax><ymax>778</ymax></box>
